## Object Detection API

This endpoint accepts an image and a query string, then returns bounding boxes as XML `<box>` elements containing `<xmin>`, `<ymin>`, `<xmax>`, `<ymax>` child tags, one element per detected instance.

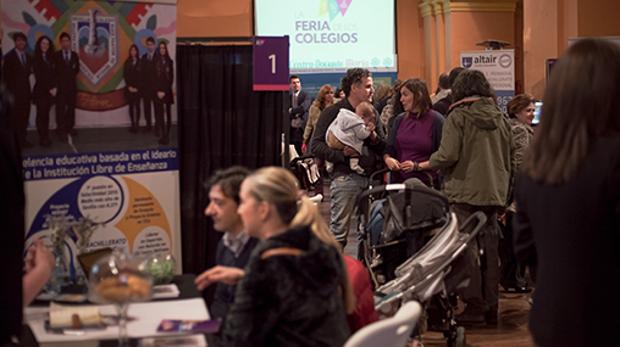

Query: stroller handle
<box><xmin>357</xmin><ymin>183</ymin><xmax>450</xmax><ymax>206</ymax></box>
<box><xmin>289</xmin><ymin>155</ymin><xmax>317</xmax><ymax>165</ymax></box>
<box><xmin>369</xmin><ymin>168</ymin><xmax>390</xmax><ymax>182</ymax></box>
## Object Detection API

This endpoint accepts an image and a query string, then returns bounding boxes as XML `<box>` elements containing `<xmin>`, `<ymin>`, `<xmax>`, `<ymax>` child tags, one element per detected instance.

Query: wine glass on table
<box><xmin>88</xmin><ymin>252</ymin><xmax>153</xmax><ymax>347</ymax></box>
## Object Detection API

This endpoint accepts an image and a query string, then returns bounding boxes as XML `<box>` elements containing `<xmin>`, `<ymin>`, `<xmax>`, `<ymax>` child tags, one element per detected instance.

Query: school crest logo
<box><xmin>462</xmin><ymin>56</ymin><xmax>473</xmax><ymax>68</ymax></box>
<box><xmin>72</xmin><ymin>9</ymin><xmax>118</xmax><ymax>85</ymax></box>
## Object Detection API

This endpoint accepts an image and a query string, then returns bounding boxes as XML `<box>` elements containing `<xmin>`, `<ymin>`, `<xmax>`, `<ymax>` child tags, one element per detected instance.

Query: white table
<box><xmin>25</xmin><ymin>298</ymin><xmax>210</xmax><ymax>346</ymax></box>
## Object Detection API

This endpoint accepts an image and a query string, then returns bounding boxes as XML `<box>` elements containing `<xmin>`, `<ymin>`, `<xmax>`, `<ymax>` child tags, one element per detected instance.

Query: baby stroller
<box><xmin>289</xmin><ymin>155</ymin><xmax>322</xmax><ymax>200</ymax></box>
<box><xmin>355</xmin><ymin>176</ymin><xmax>487</xmax><ymax>347</ymax></box>
<box><xmin>356</xmin><ymin>171</ymin><xmax>448</xmax><ymax>284</ymax></box>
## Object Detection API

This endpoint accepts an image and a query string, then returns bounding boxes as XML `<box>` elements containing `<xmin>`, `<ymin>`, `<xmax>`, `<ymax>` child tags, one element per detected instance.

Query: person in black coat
<box><xmin>432</xmin><ymin>67</ymin><xmax>464</xmax><ymax>117</ymax></box>
<box><xmin>0</xmin><ymin>29</ymin><xmax>3</xmax><ymax>83</ymax></box>
<box><xmin>201</xmin><ymin>167</ymin><xmax>353</xmax><ymax>347</ymax></box>
<box><xmin>140</xmin><ymin>37</ymin><xmax>157</xmax><ymax>133</ymax></box>
<box><xmin>288</xmin><ymin>75</ymin><xmax>311</xmax><ymax>155</ymax></box>
<box><xmin>0</xmin><ymin>90</ymin><xmax>55</xmax><ymax>345</ymax></box>
<box><xmin>153</xmin><ymin>41</ymin><xmax>174</xmax><ymax>145</ymax></box>
<box><xmin>514</xmin><ymin>38</ymin><xmax>620</xmax><ymax>347</ymax></box>
<box><xmin>32</xmin><ymin>36</ymin><xmax>57</xmax><ymax>147</ymax></box>
<box><xmin>123</xmin><ymin>44</ymin><xmax>142</xmax><ymax>133</ymax></box>
<box><xmin>0</xmin><ymin>85</ymin><xmax>24</xmax><ymax>345</ymax></box>
<box><xmin>54</xmin><ymin>32</ymin><xmax>79</xmax><ymax>140</ymax></box>
<box><xmin>2</xmin><ymin>32</ymin><xmax>33</xmax><ymax>147</ymax></box>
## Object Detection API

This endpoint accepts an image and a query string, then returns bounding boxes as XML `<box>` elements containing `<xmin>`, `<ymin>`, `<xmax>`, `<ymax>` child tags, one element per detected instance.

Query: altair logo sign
<box><xmin>460</xmin><ymin>49</ymin><xmax>515</xmax><ymax>113</ymax></box>
<box><xmin>461</xmin><ymin>52</ymin><xmax>513</xmax><ymax>68</ymax></box>
<box><xmin>464</xmin><ymin>54</ymin><xmax>498</xmax><ymax>67</ymax></box>
<box><xmin>462</xmin><ymin>56</ymin><xmax>473</xmax><ymax>68</ymax></box>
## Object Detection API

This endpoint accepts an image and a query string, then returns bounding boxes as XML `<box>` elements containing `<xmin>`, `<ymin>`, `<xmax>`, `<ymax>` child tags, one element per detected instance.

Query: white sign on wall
<box><xmin>460</xmin><ymin>49</ymin><xmax>515</xmax><ymax>113</ymax></box>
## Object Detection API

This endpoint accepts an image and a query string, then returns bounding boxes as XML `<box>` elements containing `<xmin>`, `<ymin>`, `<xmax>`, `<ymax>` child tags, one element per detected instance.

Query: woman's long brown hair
<box><xmin>524</xmin><ymin>39</ymin><xmax>620</xmax><ymax>184</ymax></box>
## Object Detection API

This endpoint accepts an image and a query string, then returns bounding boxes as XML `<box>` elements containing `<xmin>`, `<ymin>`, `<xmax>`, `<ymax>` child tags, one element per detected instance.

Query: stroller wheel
<box><xmin>447</xmin><ymin>326</ymin><xmax>466</xmax><ymax>347</ymax></box>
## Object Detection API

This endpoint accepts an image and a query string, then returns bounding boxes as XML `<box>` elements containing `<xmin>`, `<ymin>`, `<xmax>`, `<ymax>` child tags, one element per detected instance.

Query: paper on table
<box><xmin>152</xmin><ymin>284</ymin><xmax>180</xmax><ymax>299</ymax></box>
<box><xmin>49</xmin><ymin>303</ymin><xmax>102</xmax><ymax>328</ymax></box>
<box><xmin>139</xmin><ymin>334</ymin><xmax>207</xmax><ymax>347</ymax></box>
<box><xmin>27</xmin><ymin>298</ymin><xmax>210</xmax><ymax>343</ymax></box>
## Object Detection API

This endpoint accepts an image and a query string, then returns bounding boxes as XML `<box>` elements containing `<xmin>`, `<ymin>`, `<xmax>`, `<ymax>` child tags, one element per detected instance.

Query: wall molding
<box><xmin>419</xmin><ymin>1</ymin><xmax>434</xmax><ymax>18</ymax></box>
<box><xmin>445</xmin><ymin>1</ymin><xmax>517</xmax><ymax>14</ymax></box>
<box><xmin>431</xmin><ymin>0</ymin><xmax>444</xmax><ymax>16</ymax></box>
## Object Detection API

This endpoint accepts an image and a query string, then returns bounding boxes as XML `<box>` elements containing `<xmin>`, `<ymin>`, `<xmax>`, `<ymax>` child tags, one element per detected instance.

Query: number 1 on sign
<box><xmin>268</xmin><ymin>54</ymin><xmax>276</xmax><ymax>74</ymax></box>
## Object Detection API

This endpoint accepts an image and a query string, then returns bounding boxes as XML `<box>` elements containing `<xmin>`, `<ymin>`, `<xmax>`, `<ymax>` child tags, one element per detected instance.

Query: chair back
<box><xmin>343</xmin><ymin>301</ymin><xmax>422</xmax><ymax>347</ymax></box>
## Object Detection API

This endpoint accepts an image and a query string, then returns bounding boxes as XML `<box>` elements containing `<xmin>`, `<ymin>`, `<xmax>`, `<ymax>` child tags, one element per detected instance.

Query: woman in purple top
<box><xmin>383</xmin><ymin>79</ymin><xmax>444</xmax><ymax>187</ymax></box>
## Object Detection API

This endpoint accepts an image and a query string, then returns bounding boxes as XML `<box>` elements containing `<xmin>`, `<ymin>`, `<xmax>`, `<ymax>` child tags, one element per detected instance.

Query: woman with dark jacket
<box><xmin>154</xmin><ymin>41</ymin><xmax>174</xmax><ymax>145</ymax></box>
<box><xmin>514</xmin><ymin>38</ymin><xmax>620</xmax><ymax>347</ymax></box>
<box><xmin>499</xmin><ymin>93</ymin><xmax>536</xmax><ymax>293</ymax></box>
<box><xmin>201</xmin><ymin>167</ymin><xmax>353</xmax><ymax>347</ymax></box>
<box><xmin>302</xmin><ymin>84</ymin><xmax>334</xmax><ymax>150</ymax></box>
<box><xmin>32</xmin><ymin>35</ymin><xmax>56</xmax><ymax>147</ymax></box>
<box><xmin>383</xmin><ymin>79</ymin><xmax>443</xmax><ymax>187</ymax></box>
<box><xmin>416</xmin><ymin>70</ymin><xmax>513</xmax><ymax>325</ymax></box>
<box><xmin>123</xmin><ymin>44</ymin><xmax>141</xmax><ymax>133</ymax></box>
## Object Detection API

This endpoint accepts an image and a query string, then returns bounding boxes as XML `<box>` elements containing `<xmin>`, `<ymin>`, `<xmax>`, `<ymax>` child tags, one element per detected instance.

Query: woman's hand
<box><xmin>24</xmin><ymin>239</ymin><xmax>54</xmax><ymax>277</ymax></box>
<box><xmin>400</xmin><ymin>160</ymin><xmax>416</xmax><ymax>172</ymax></box>
<box><xmin>157</xmin><ymin>91</ymin><xmax>165</xmax><ymax>99</ymax></box>
<box><xmin>384</xmin><ymin>156</ymin><xmax>401</xmax><ymax>171</ymax></box>
<box><xmin>34</xmin><ymin>241</ymin><xmax>54</xmax><ymax>276</ymax></box>
<box><xmin>22</xmin><ymin>239</ymin><xmax>55</xmax><ymax>306</ymax></box>
<box><xmin>49</xmin><ymin>88</ymin><xmax>57</xmax><ymax>97</ymax></box>
<box><xmin>195</xmin><ymin>266</ymin><xmax>245</xmax><ymax>290</ymax></box>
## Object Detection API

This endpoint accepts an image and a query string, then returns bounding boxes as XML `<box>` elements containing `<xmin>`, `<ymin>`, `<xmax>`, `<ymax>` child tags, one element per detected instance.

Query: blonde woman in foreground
<box><xmin>201</xmin><ymin>167</ymin><xmax>353</xmax><ymax>347</ymax></box>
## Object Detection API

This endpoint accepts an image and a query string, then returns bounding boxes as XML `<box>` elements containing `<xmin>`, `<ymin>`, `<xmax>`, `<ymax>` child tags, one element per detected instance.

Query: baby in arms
<box><xmin>325</xmin><ymin>101</ymin><xmax>378</xmax><ymax>175</ymax></box>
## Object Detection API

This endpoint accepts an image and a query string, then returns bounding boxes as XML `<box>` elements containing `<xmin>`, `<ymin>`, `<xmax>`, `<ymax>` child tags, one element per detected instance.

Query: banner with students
<box><xmin>1</xmin><ymin>0</ymin><xmax>177</xmax><ymax>129</ymax></box>
<box><xmin>1</xmin><ymin>1</ymin><xmax>182</xmax><ymax>272</ymax></box>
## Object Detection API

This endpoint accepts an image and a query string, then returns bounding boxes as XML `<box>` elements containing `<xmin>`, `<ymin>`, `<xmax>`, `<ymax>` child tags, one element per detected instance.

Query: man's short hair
<box><xmin>289</xmin><ymin>75</ymin><xmax>300</xmax><ymax>82</ymax></box>
<box><xmin>438</xmin><ymin>73</ymin><xmax>450</xmax><ymax>90</ymax></box>
<box><xmin>59</xmin><ymin>32</ymin><xmax>71</xmax><ymax>41</ymax></box>
<box><xmin>204</xmin><ymin>166</ymin><xmax>251</xmax><ymax>205</ymax></box>
<box><xmin>341</xmin><ymin>68</ymin><xmax>371</xmax><ymax>97</ymax></box>
<box><xmin>12</xmin><ymin>32</ymin><xmax>27</xmax><ymax>42</ymax></box>
<box><xmin>448</xmin><ymin>67</ymin><xmax>465</xmax><ymax>88</ymax></box>
<box><xmin>146</xmin><ymin>36</ymin><xmax>156</xmax><ymax>44</ymax></box>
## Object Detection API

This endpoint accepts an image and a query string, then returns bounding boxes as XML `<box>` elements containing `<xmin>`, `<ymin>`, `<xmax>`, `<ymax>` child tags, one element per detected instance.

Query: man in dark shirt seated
<box><xmin>195</xmin><ymin>166</ymin><xmax>258</xmax><ymax>320</ymax></box>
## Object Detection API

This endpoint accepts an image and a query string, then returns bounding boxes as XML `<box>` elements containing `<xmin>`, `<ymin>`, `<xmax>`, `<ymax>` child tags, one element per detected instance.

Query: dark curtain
<box><xmin>177</xmin><ymin>44</ymin><xmax>284</xmax><ymax>279</ymax></box>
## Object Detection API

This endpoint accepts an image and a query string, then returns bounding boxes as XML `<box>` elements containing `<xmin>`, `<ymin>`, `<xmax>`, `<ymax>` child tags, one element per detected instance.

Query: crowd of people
<box><xmin>0</xmin><ymin>32</ymin><xmax>174</xmax><ymax>148</ymax></box>
<box><xmin>268</xmin><ymin>37</ymin><xmax>617</xmax><ymax>346</ymax></box>
<box><xmin>1</xmin><ymin>37</ymin><xmax>618</xmax><ymax>347</ymax></box>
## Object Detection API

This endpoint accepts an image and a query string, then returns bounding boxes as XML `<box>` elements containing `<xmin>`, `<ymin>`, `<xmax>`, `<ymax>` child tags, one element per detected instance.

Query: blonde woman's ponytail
<box><xmin>291</xmin><ymin>197</ymin><xmax>339</xmax><ymax>249</ymax></box>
